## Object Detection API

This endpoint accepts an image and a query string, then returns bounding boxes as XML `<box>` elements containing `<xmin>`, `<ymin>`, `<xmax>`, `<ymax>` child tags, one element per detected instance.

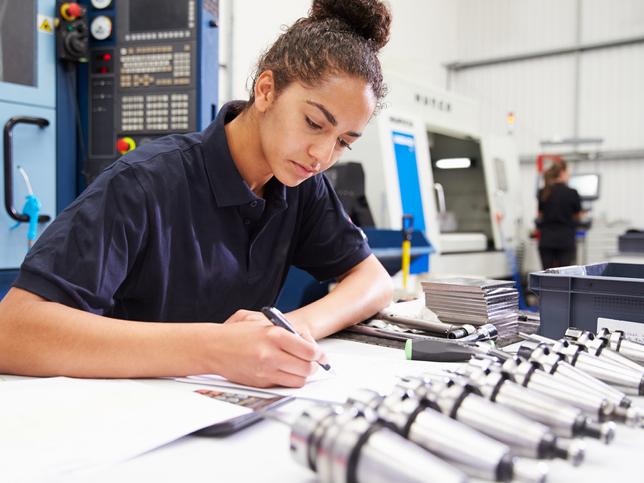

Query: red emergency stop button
<box><xmin>116</xmin><ymin>137</ymin><xmax>136</xmax><ymax>155</ymax></box>
<box><xmin>60</xmin><ymin>3</ymin><xmax>82</xmax><ymax>21</ymax></box>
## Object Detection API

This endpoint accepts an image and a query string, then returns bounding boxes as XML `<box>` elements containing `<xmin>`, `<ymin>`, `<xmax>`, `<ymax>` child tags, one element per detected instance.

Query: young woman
<box><xmin>537</xmin><ymin>161</ymin><xmax>582</xmax><ymax>269</ymax></box>
<box><xmin>0</xmin><ymin>0</ymin><xmax>394</xmax><ymax>387</ymax></box>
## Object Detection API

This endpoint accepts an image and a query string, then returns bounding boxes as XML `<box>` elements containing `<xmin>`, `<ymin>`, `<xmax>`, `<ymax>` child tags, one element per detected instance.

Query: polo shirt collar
<box><xmin>202</xmin><ymin>101</ymin><xmax>287</xmax><ymax>208</ymax></box>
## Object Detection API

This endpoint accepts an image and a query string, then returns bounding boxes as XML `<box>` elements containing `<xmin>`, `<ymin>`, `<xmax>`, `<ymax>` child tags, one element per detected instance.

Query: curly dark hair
<box><xmin>247</xmin><ymin>0</ymin><xmax>392</xmax><ymax>111</ymax></box>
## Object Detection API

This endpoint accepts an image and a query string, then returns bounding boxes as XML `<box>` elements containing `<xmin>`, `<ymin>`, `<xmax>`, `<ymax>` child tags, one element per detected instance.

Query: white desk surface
<box><xmin>4</xmin><ymin>338</ymin><xmax>644</xmax><ymax>482</ymax></box>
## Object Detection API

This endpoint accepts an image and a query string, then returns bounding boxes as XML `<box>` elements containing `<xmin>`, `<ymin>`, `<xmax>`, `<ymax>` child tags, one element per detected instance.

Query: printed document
<box><xmin>0</xmin><ymin>377</ymin><xmax>249</xmax><ymax>482</ymax></box>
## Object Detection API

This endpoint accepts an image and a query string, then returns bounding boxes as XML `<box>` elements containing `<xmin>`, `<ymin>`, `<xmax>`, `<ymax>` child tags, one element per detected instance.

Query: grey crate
<box><xmin>528</xmin><ymin>263</ymin><xmax>644</xmax><ymax>339</ymax></box>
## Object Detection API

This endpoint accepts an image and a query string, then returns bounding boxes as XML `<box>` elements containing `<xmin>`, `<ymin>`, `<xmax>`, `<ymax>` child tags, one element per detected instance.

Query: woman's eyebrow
<box><xmin>306</xmin><ymin>100</ymin><xmax>337</xmax><ymax>126</ymax></box>
<box><xmin>305</xmin><ymin>100</ymin><xmax>362</xmax><ymax>137</ymax></box>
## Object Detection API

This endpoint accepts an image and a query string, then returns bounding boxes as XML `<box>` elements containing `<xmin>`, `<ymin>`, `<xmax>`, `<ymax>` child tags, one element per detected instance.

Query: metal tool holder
<box><xmin>279</xmin><ymin>327</ymin><xmax>644</xmax><ymax>482</ymax></box>
<box><xmin>521</xmin><ymin>335</ymin><xmax>644</xmax><ymax>396</ymax></box>
<box><xmin>289</xmin><ymin>405</ymin><xmax>468</xmax><ymax>483</ymax></box>
<box><xmin>458</xmin><ymin>362</ymin><xmax>615</xmax><ymax>443</ymax></box>
<box><xmin>347</xmin><ymin>386</ymin><xmax>548</xmax><ymax>483</ymax></box>
<box><xmin>596</xmin><ymin>328</ymin><xmax>644</xmax><ymax>364</ymax></box>
<box><xmin>516</xmin><ymin>341</ymin><xmax>642</xmax><ymax>424</ymax></box>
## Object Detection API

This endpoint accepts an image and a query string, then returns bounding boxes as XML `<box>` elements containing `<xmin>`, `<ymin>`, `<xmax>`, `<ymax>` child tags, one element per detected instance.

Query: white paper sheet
<box><xmin>175</xmin><ymin>360</ymin><xmax>334</xmax><ymax>396</ymax></box>
<box><xmin>175</xmin><ymin>352</ymin><xmax>458</xmax><ymax>404</ymax></box>
<box><xmin>0</xmin><ymin>377</ymin><xmax>250</xmax><ymax>482</ymax></box>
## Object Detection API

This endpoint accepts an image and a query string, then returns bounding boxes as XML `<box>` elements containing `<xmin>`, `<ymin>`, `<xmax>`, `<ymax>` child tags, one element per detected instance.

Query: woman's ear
<box><xmin>254</xmin><ymin>71</ymin><xmax>276</xmax><ymax>113</ymax></box>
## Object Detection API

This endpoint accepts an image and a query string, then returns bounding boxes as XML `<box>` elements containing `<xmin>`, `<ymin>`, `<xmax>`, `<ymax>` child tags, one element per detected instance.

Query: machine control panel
<box><xmin>90</xmin><ymin>15</ymin><xmax>113</xmax><ymax>40</ymax></box>
<box><xmin>91</xmin><ymin>0</ymin><xmax>113</xmax><ymax>9</ymax></box>
<box><xmin>56</xmin><ymin>1</ymin><xmax>90</xmax><ymax>62</ymax></box>
<box><xmin>84</xmin><ymin>0</ymin><xmax>214</xmax><ymax>182</ymax></box>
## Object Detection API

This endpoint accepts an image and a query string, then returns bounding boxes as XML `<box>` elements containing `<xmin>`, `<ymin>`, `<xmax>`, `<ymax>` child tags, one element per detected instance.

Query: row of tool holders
<box><xmin>288</xmin><ymin>327</ymin><xmax>644</xmax><ymax>482</ymax></box>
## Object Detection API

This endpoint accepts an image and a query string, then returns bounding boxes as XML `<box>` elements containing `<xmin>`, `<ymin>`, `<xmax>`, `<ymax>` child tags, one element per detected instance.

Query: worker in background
<box><xmin>0</xmin><ymin>0</ymin><xmax>393</xmax><ymax>387</ymax></box>
<box><xmin>536</xmin><ymin>161</ymin><xmax>582</xmax><ymax>269</ymax></box>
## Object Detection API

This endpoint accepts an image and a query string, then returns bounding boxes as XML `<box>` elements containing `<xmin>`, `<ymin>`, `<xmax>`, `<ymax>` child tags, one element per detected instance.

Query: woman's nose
<box><xmin>308</xmin><ymin>139</ymin><xmax>335</xmax><ymax>168</ymax></box>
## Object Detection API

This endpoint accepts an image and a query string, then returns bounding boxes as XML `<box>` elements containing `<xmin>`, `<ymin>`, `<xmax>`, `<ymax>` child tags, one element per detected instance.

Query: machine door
<box><xmin>0</xmin><ymin>0</ymin><xmax>57</xmax><ymax>270</ymax></box>
<box><xmin>480</xmin><ymin>135</ymin><xmax>522</xmax><ymax>251</ymax></box>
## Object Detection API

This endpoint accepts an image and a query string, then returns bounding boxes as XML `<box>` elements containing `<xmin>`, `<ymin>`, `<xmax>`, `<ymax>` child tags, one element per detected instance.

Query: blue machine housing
<box><xmin>1</xmin><ymin>0</ymin><xmax>219</xmax><ymax>298</ymax></box>
<box><xmin>1</xmin><ymin>0</ymin><xmax>61</xmax><ymax>297</ymax></box>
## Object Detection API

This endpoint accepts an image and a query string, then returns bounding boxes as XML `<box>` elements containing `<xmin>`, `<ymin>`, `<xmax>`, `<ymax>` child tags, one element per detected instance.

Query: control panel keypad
<box><xmin>120</xmin><ymin>44</ymin><xmax>192</xmax><ymax>88</ymax></box>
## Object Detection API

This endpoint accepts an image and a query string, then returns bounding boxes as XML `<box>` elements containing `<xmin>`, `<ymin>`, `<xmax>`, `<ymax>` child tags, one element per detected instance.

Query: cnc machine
<box><xmin>0</xmin><ymin>0</ymin><xmax>218</xmax><ymax>296</ymax></box>
<box><xmin>345</xmin><ymin>73</ymin><xmax>522</xmax><ymax>278</ymax></box>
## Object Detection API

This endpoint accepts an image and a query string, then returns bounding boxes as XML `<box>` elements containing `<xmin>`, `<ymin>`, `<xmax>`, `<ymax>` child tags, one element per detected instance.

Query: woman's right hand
<box><xmin>207</xmin><ymin>310</ymin><xmax>325</xmax><ymax>388</ymax></box>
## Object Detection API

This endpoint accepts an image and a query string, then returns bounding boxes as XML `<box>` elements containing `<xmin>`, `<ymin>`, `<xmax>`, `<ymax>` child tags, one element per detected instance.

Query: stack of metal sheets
<box><xmin>421</xmin><ymin>277</ymin><xmax>519</xmax><ymax>343</ymax></box>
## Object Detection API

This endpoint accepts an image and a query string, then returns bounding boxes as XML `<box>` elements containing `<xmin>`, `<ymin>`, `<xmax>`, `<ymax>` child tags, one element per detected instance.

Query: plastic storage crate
<box><xmin>529</xmin><ymin>263</ymin><xmax>644</xmax><ymax>339</ymax></box>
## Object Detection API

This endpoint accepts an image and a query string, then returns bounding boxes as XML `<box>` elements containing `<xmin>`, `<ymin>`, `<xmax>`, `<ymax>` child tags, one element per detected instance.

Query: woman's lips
<box><xmin>290</xmin><ymin>160</ymin><xmax>315</xmax><ymax>177</ymax></box>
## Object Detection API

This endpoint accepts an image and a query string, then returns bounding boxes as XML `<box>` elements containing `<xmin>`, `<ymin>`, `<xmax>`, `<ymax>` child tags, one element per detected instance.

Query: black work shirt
<box><xmin>14</xmin><ymin>101</ymin><xmax>371</xmax><ymax>322</ymax></box>
<box><xmin>537</xmin><ymin>183</ymin><xmax>582</xmax><ymax>249</ymax></box>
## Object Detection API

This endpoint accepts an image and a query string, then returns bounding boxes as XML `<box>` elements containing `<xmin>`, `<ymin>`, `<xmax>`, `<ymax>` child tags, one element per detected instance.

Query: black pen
<box><xmin>261</xmin><ymin>306</ymin><xmax>331</xmax><ymax>371</ymax></box>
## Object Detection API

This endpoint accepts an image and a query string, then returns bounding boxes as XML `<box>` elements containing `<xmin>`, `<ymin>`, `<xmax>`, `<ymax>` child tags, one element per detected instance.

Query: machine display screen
<box><xmin>129</xmin><ymin>0</ymin><xmax>189</xmax><ymax>32</ymax></box>
<box><xmin>568</xmin><ymin>173</ymin><xmax>600</xmax><ymax>200</ymax></box>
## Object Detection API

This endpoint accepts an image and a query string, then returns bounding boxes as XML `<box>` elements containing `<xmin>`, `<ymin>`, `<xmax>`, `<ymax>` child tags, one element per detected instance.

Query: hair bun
<box><xmin>310</xmin><ymin>0</ymin><xmax>392</xmax><ymax>51</ymax></box>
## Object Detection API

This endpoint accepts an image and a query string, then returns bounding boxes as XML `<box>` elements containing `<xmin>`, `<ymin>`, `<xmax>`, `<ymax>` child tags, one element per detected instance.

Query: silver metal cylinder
<box><xmin>503</xmin><ymin>358</ymin><xmax>615</xmax><ymax>420</ymax></box>
<box><xmin>349</xmin><ymin>386</ymin><xmax>520</xmax><ymax>482</ymax></box>
<box><xmin>495</xmin><ymin>380</ymin><xmax>585</xmax><ymax>437</ymax></box>
<box><xmin>469</xmin><ymin>368</ymin><xmax>583</xmax><ymax>438</ymax></box>
<box><xmin>353</xmin><ymin>424</ymin><xmax>468</xmax><ymax>483</ymax></box>
<box><xmin>603</xmin><ymin>349</ymin><xmax>644</xmax><ymax>372</ymax></box>
<box><xmin>455</xmin><ymin>393</ymin><xmax>552</xmax><ymax>459</ymax></box>
<box><xmin>290</xmin><ymin>405</ymin><xmax>338</xmax><ymax>471</ymax></box>
<box><xmin>609</xmin><ymin>333</ymin><xmax>644</xmax><ymax>363</ymax></box>
<box><xmin>424</xmin><ymin>377</ymin><xmax>581</xmax><ymax>463</ymax></box>
<box><xmin>551</xmin><ymin>339</ymin><xmax>643</xmax><ymax>393</ymax></box>
<box><xmin>517</xmin><ymin>342</ymin><xmax>640</xmax><ymax>424</ymax></box>
<box><xmin>600</xmin><ymin>329</ymin><xmax>644</xmax><ymax>364</ymax></box>
<box><xmin>573</xmin><ymin>352</ymin><xmax>644</xmax><ymax>395</ymax></box>
<box><xmin>291</xmin><ymin>405</ymin><xmax>468</xmax><ymax>483</ymax></box>
<box><xmin>317</xmin><ymin>410</ymin><xmax>359</xmax><ymax>483</ymax></box>
<box><xmin>584</xmin><ymin>337</ymin><xmax>644</xmax><ymax>372</ymax></box>
<box><xmin>511</xmin><ymin>458</ymin><xmax>550</xmax><ymax>483</ymax></box>
<box><xmin>498</xmin><ymin>380</ymin><xmax>615</xmax><ymax>443</ymax></box>
<box><xmin>549</xmin><ymin>363</ymin><xmax>627</xmax><ymax>403</ymax></box>
<box><xmin>409</xmin><ymin>407</ymin><xmax>513</xmax><ymax>481</ymax></box>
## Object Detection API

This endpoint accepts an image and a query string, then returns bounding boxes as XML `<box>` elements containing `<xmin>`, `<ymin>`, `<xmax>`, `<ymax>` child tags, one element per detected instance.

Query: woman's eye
<box><xmin>338</xmin><ymin>138</ymin><xmax>352</xmax><ymax>150</ymax></box>
<box><xmin>305</xmin><ymin>116</ymin><xmax>322</xmax><ymax>130</ymax></box>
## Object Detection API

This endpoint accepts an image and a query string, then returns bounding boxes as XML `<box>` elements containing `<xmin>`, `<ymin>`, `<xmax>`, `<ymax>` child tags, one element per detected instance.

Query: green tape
<box><xmin>405</xmin><ymin>339</ymin><xmax>412</xmax><ymax>360</ymax></box>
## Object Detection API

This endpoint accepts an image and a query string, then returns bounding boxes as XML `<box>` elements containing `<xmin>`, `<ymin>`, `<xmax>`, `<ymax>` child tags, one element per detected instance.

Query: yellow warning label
<box><xmin>39</xmin><ymin>18</ymin><xmax>52</xmax><ymax>33</ymax></box>
<box><xmin>37</xmin><ymin>14</ymin><xmax>54</xmax><ymax>34</ymax></box>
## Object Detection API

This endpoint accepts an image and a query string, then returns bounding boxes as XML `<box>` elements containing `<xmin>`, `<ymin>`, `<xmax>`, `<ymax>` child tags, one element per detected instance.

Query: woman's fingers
<box><xmin>224</xmin><ymin>309</ymin><xmax>269</xmax><ymax>324</ymax></box>
<box><xmin>270</xmin><ymin>327</ymin><xmax>323</xmax><ymax>363</ymax></box>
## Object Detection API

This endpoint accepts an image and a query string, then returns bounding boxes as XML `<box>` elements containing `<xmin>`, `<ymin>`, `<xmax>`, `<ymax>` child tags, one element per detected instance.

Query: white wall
<box><xmin>218</xmin><ymin>0</ymin><xmax>458</xmax><ymax>104</ymax></box>
<box><xmin>453</xmin><ymin>0</ymin><xmax>644</xmax><ymax>153</ymax></box>
<box><xmin>218</xmin><ymin>0</ymin><xmax>644</xmax><ymax>232</ymax></box>
<box><xmin>452</xmin><ymin>0</ymin><xmax>644</xmax><ymax>230</ymax></box>
<box><xmin>380</xmin><ymin>0</ymin><xmax>458</xmax><ymax>87</ymax></box>
<box><xmin>456</xmin><ymin>0</ymin><xmax>578</xmax><ymax>60</ymax></box>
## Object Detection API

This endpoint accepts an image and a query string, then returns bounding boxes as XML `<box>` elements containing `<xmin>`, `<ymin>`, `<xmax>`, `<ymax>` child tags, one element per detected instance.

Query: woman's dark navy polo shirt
<box><xmin>14</xmin><ymin>102</ymin><xmax>371</xmax><ymax>322</ymax></box>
